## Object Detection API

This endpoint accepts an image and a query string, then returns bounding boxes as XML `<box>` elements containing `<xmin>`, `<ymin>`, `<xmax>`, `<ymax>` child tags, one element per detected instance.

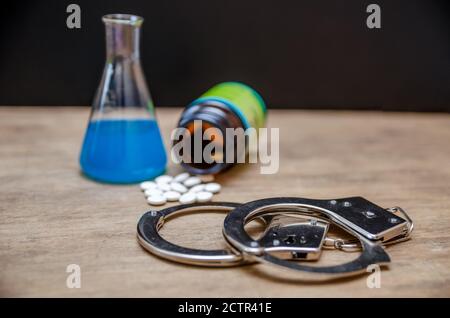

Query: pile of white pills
<box><xmin>140</xmin><ymin>172</ymin><xmax>221</xmax><ymax>206</ymax></box>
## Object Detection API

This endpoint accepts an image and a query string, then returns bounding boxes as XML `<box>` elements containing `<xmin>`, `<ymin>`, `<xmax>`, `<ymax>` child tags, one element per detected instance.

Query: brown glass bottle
<box><xmin>173</xmin><ymin>82</ymin><xmax>266</xmax><ymax>175</ymax></box>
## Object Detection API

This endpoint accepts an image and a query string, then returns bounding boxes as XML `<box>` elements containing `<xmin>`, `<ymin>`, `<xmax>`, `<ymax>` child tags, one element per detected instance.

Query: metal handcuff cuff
<box><xmin>222</xmin><ymin>197</ymin><xmax>413</xmax><ymax>280</ymax></box>
<box><xmin>137</xmin><ymin>197</ymin><xmax>413</xmax><ymax>280</ymax></box>
<box><xmin>137</xmin><ymin>202</ymin><xmax>328</xmax><ymax>267</ymax></box>
<box><xmin>137</xmin><ymin>202</ymin><xmax>243</xmax><ymax>267</ymax></box>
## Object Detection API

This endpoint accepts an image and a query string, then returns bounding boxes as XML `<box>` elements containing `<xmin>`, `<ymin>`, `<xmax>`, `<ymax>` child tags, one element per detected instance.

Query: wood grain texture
<box><xmin>0</xmin><ymin>107</ymin><xmax>449</xmax><ymax>297</ymax></box>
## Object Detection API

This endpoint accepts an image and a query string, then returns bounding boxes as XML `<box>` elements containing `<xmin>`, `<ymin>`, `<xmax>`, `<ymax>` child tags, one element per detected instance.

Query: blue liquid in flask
<box><xmin>79</xmin><ymin>119</ymin><xmax>167</xmax><ymax>184</ymax></box>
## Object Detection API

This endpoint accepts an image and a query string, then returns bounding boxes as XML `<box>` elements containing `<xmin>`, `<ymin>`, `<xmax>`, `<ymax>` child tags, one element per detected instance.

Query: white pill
<box><xmin>140</xmin><ymin>181</ymin><xmax>157</xmax><ymax>191</ymax></box>
<box><xmin>198</xmin><ymin>174</ymin><xmax>215</xmax><ymax>183</ymax></box>
<box><xmin>155</xmin><ymin>175</ymin><xmax>173</xmax><ymax>184</ymax></box>
<box><xmin>144</xmin><ymin>188</ymin><xmax>163</xmax><ymax>197</ymax></box>
<box><xmin>157</xmin><ymin>182</ymin><xmax>172</xmax><ymax>192</ymax></box>
<box><xmin>183</xmin><ymin>176</ymin><xmax>201</xmax><ymax>187</ymax></box>
<box><xmin>189</xmin><ymin>184</ymin><xmax>205</xmax><ymax>193</ymax></box>
<box><xmin>147</xmin><ymin>195</ymin><xmax>166</xmax><ymax>206</ymax></box>
<box><xmin>173</xmin><ymin>172</ymin><xmax>190</xmax><ymax>183</ymax></box>
<box><xmin>170</xmin><ymin>182</ymin><xmax>188</xmax><ymax>193</ymax></box>
<box><xmin>164</xmin><ymin>191</ymin><xmax>181</xmax><ymax>202</ymax></box>
<box><xmin>196</xmin><ymin>191</ymin><xmax>213</xmax><ymax>203</ymax></box>
<box><xmin>179</xmin><ymin>192</ymin><xmax>197</xmax><ymax>204</ymax></box>
<box><xmin>205</xmin><ymin>182</ymin><xmax>221</xmax><ymax>194</ymax></box>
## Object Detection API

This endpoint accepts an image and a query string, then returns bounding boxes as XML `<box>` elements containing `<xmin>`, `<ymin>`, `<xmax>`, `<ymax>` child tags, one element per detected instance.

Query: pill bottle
<box><xmin>174</xmin><ymin>82</ymin><xmax>266</xmax><ymax>174</ymax></box>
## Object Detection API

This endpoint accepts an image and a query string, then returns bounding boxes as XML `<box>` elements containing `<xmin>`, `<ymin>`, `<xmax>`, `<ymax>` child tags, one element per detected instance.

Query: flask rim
<box><xmin>102</xmin><ymin>14</ymin><xmax>144</xmax><ymax>27</ymax></box>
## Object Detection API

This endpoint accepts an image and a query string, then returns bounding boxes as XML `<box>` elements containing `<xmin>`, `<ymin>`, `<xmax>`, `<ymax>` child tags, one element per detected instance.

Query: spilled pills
<box><xmin>173</xmin><ymin>172</ymin><xmax>190</xmax><ymax>183</ymax></box>
<box><xmin>155</xmin><ymin>175</ymin><xmax>173</xmax><ymax>184</ymax></box>
<box><xmin>147</xmin><ymin>195</ymin><xmax>166</xmax><ymax>206</ymax></box>
<box><xmin>144</xmin><ymin>188</ymin><xmax>163</xmax><ymax>197</ymax></box>
<box><xmin>196</xmin><ymin>191</ymin><xmax>213</xmax><ymax>203</ymax></box>
<box><xmin>179</xmin><ymin>192</ymin><xmax>197</xmax><ymax>204</ymax></box>
<box><xmin>183</xmin><ymin>176</ymin><xmax>202</xmax><ymax>187</ymax></box>
<box><xmin>157</xmin><ymin>182</ymin><xmax>172</xmax><ymax>192</ymax></box>
<box><xmin>189</xmin><ymin>184</ymin><xmax>205</xmax><ymax>193</ymax></box>
<box><xmin>139</xmin><ymin>173</ymin><xmax>222</xmax><ymax>206</ymax></box>
<box><xmin>140</xmin><ymin>181</ymin><xmax>157</xmax><ymax>191</ymax></box>
<box><xmin>205</xmin><ymin>182</ymin><xmax>221</xmax><ymax>194</ymax></box>
<box><xmin>164</xmin><ymin>191</ymin><xmax>181</xmax><ymax>202</ymax></box>
<box><xmin>170</xmin><ymin>182</ymin><xmax>188</xmax><ymax>193</ymax></box>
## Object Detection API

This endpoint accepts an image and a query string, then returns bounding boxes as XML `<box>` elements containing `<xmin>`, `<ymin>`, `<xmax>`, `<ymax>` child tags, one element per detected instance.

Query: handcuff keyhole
<box><xmin>283</xmin><ymin>235</ymin><xmax>296</xmax><ymax>245</ymax></box>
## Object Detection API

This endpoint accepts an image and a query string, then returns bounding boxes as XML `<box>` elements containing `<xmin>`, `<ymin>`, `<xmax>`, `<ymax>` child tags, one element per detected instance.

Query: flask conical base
<box><xmin>79</xmin><ymin>118</ymin><xmax>167</xmax><ymax>184</ymax></box>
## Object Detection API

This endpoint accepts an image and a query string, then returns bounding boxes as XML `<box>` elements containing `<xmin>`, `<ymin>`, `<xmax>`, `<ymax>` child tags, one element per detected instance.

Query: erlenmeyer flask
<box><xmin>80</xmin><ymin>14</ymin><xmax>167</xmax><ymax>184</ymax></box>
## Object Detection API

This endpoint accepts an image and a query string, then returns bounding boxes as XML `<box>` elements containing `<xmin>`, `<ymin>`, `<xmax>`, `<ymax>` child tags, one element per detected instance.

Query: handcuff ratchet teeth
<box><xmin>222</xmin><ymin>197</ymin><xmax>413</xmax><ymax>280</ymax></box>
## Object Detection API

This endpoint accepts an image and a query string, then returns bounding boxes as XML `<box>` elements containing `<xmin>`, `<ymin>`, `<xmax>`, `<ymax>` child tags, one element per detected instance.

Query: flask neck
<box><xmin>103</xmin><ymin>14</ymin><xmax>143</xmax><ymax>61</ymax></box>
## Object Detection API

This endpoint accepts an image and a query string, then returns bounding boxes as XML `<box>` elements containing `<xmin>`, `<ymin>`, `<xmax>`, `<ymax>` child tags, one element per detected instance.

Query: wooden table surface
<box><xmin>1</xmin><ymin>107</ymin><xmax>449</xmax><ymax>297</ymax></box>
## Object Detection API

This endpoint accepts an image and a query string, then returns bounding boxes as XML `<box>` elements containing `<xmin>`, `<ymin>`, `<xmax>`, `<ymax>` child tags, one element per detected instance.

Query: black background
<box><xmin>1</xmin><ymin>0</ymin><xmax>449</xmax><ymax>111</ymax></box>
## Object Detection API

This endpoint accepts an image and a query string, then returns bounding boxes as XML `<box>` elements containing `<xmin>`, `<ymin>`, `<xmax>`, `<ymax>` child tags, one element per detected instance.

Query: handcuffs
<box><xmin>137</xmin><ymin>197</ymin><xmax>413</xmax><ymax>280</ymax></box>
